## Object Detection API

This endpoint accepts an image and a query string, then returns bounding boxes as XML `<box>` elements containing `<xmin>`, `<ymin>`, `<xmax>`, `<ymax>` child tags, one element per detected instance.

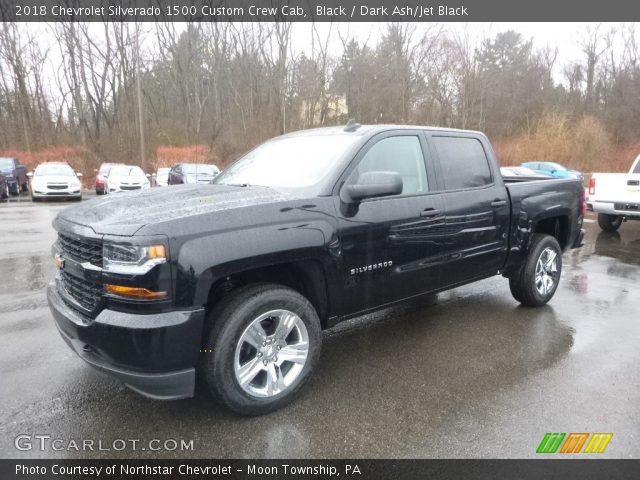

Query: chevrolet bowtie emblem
<box><xmin>54</xmin><ymin>253</ymin><xmax>65</xmax><ymax>269</ymax></box>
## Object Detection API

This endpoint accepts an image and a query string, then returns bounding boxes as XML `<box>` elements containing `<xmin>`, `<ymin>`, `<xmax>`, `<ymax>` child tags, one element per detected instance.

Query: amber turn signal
<box><xmin>105</xmin><ymin>284</ymin><xmax>168</xmax><ymax>299</ymax></box>
<box><xmin>148</xmin><ymin>245</ymin><xmax>166</xmax><ymax>259</ymax></box>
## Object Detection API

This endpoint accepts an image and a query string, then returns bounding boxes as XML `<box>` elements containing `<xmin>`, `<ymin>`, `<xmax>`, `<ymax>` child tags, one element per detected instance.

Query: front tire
<box><xmin>598</xmin><ymin>213</ymin><xmax>623</xmax><ymax>232</ymax></box>
<box><xmin>509</xmin><ymin>234</ymin><xmax>562</xmax><ymax>307</ymax></box>
<box><xmin>202</xmin><ymin>283</ymin><xmax>321</xmax><ymax>415</ymax></box>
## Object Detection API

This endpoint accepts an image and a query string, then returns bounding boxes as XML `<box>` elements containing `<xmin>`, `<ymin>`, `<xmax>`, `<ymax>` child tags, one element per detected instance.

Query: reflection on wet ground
<box><xmin>0</xmin><ymin>200</ymin><xmax>639</xmax><ymax>459</ymax></box>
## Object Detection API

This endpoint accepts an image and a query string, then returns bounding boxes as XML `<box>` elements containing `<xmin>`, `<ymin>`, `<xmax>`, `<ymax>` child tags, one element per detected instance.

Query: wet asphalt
<box><xmin>0</xmin><ymin>192</ymin><xmax>639</xmax><ymax>459</ymax></box>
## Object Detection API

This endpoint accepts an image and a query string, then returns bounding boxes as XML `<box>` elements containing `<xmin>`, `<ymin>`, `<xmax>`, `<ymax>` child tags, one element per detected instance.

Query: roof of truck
<box><xmin>280</xmin><ymin>123</ymin><xmax>485</xmax><ymax>138</ymax></box>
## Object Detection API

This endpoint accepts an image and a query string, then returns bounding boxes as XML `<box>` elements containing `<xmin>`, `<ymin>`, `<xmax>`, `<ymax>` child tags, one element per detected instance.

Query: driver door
<box><xmin>334</xmin><ymin>131</ymin><xmax>445</xmax><ymax>316</ymax></box>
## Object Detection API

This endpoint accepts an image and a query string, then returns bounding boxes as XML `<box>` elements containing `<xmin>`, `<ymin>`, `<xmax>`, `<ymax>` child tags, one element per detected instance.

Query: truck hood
<box><xmin>55</xmin><ymin>184</ymin><xmax>290</xmax><ymax>236</ymax></box>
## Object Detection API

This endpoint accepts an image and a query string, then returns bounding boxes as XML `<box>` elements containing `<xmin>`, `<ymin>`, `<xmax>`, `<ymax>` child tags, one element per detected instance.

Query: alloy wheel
<box><xmin>234</xmin><ymin>309</ymin><xmax>309</xmax><ymax>398</ymax></box>
<box><xmin>534</xmin><ymin>247</ymin><xmax>558</xmax><ymax>296</ymax></box>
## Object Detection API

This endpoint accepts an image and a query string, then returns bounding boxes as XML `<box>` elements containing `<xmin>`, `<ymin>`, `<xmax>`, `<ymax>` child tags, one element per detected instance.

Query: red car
<box><xmin>94</xmin><ymin>163</ymin><xmax>123</xmax><ymax>195</ymax></box>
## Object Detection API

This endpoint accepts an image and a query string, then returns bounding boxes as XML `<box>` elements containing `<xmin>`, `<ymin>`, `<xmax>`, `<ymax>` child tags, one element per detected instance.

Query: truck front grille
<box><xmin>58</xmin><ymin>233</ymin><xmax>103</xmax><ymax>267</ymax></box>
<box><xmin>60</xmin><ymin>270</ymin><xmax>103</xmax><ymax>312</ymax></box>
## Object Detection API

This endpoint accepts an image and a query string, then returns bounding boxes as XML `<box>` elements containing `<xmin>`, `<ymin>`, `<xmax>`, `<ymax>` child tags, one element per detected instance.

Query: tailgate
<box><xmin>590</xmin><ymin>173</ymin><xmax>640</xmax><ymax>204</ymax></box>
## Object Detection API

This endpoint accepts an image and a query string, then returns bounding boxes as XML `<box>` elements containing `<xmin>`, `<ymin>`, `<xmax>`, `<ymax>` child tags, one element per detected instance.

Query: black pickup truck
<box><xmin>47</xmin><ymin>124</ymin><xmax>585</xmax><ymax>415</ymax></box>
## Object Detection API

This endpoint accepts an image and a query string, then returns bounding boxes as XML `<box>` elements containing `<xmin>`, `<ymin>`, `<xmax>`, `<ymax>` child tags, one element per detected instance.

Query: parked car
<box><xmin>29</xmin><ymin>162</ymin><xmax>83</xmax><ymax>202</ymax></box>
<box><xmin>94</xmin><ymin>163</ymin><xmax>123</xmax><ymax>195</ymax></box>
<box><xmin>152</xmin><ymin>167</ymin><xmax>170</xmax><ymax>187</ymax></box>
<box><xmin>0</xmin><ymin>172</ymin><xmax>8</xmax><ymax>199</ymax></box>
<box><xmin>521</xmin><ymin>161</ymin><xmax>584</xmax><ymax>181</ymax></box>
<box><xmin>105</xmin><ymin>165</ymin><xmax>150</xmax><ymax>193</ymax></box>
<box><xmin>48</xmin><ymin>124</ymin><xmax>585</xmax><ymax>415</ymax></box>
<box><xmin>0</xmin><ymin>157</ymin><xmax>29</xmax><ymax>195</ymax></box>
<box><xmin>500</xmin><ymin>166</ymin><xmax>549</xmax><ymax>179</ymax></box>
<box><xmin>587</xmin><ymin>154</ymin><xmax>640</xmax><ymax>231</ymax></box>
<box><xmin>208</xmin><ymin>164</ymin><xmax>221</xmax><ymax>176</ymax></box>
<box><xmin>168</xmin><ymin>163</ymin><xmax>218</xmax><ymax>185</ymax></box>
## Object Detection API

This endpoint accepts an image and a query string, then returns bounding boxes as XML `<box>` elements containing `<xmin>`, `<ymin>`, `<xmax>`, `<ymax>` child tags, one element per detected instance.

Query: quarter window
<box><xmin>433</xmin><ymin>137</ymin><xmax>492</xmax><ymax>190</ymax></box>
<box><xmin>349</xmin><ymin>136</ymin><xmax>429</xmax><ymax>196</ymax></box>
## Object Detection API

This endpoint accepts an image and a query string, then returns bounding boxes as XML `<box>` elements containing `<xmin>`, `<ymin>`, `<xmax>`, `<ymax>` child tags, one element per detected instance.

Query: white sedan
<box><xmin>29</xmin><ymin>162</ymin><xmax>82</xmax><ymax>201</ymax></box>
<box><xmin>106</xmin><ymin>165</ymin><xmax>151</xmax><ymax>193</ymax></box>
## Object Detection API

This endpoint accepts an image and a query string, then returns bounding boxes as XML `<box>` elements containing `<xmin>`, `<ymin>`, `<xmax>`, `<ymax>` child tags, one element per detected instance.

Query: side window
<box><xmin>349</xmin><ymin>136</ymin><xmax>429</xmax><ymax>196</ymax></box>
<box><xmin>432</xmin><ymin>137</ymin><xmax>492</xmax><ymax>190</ymax></box>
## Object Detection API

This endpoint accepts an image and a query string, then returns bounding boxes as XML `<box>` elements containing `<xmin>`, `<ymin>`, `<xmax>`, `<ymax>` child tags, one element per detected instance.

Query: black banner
<box><xmin>2</xmin><ymin>459</ymin><xmax>640</xmax><ymax>480</ymax></box>
<box><xmin>1</xmin><ymin>0</ymin><xmax>640</xmax><ymax>22</ymax></box>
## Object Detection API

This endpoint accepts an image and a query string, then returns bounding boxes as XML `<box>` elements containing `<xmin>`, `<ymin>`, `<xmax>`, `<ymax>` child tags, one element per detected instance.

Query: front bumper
<box><xmin>109</xmin><ymin>185</ymin><xmax>150</xmax><ymax>193</ymax></box>
<box><xmin>32</xmin><ymin>187</ymin><xmax>81</xmax><ymax>198</ymax></box>
<box><xmin>47</xmin><ymin>281</ymin><xmax>205</xmax><ymax>400</ymax></box>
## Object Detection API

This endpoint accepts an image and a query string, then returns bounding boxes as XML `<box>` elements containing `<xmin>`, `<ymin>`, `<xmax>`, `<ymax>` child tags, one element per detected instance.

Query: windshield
<box><xmin>99</xmin><ymin>164</ymin><xmax>118</xmax><ymax>174</ymax></box>
<box><xmin>0</xmin><ymin>158</ymin><xmax>15</xmax><ymax>169</ymax></box>
<box><xmin>182</xmin><ymin>164</ymin><xmax>215</xmax><ymax>175</ymax></box>
<box><xmin>109</xmin><ymin>166</ymin><xmax>145</xmax><ymax>177</ymax></box>
<box><xmin>215</xmin><ymin>135</ymin><xmax>358</xmax><ymax>190</ymax></box>
<box><xmin>35</xmin><ymin>164</ymin><xmax>75</xmax><ymax>176</ymax></box>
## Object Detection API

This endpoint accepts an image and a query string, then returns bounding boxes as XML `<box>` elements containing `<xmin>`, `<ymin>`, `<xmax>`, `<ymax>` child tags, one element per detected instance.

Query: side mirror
<box><xmin>76</xmin><ymin>172</ymin><xmax>83</xmax><ymax>177</ymax></box>
<box><xmin>27</xmin><ymin>172</ymin><xmax>33</xmax><ymax>178</ymax></box>
<box><xmin>343</xmin><ymin>171</ymin><xmax>403</xmax><ymax>202</ymax></box>
<box><xmin>152</xmin><ymin>173</ymin><xmax>157</xmax><ymax>177</ymax></box>
<box><xmin>93</xmin><ymin>169</ymin><xmax>98</xmax><ymax>173</ymax></box>
<box><xmin>145</xmin><ymin>173</ymin><xmax>151</xmax><ymax>178</ymax></box>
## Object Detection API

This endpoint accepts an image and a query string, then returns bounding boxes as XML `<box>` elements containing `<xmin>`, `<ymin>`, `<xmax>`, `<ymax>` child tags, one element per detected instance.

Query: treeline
<box><xmin>1</xmin><ymin>22</ymin><xmax>640</xmax><ymax>172</ymax></box>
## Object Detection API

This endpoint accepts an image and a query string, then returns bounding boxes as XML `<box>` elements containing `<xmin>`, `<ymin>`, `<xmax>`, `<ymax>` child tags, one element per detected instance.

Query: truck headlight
<box><xmin>103</xmin><ymin>243</ymin><xmax>166</xmax><ymax>274</ymax></box>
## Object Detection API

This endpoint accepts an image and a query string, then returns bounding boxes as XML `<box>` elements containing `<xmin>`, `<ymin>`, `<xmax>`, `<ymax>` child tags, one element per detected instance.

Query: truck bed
<box><xmin>500</xmin><ymin>176</ymin><xmax>585</xmax><ymax>273</ymax></box>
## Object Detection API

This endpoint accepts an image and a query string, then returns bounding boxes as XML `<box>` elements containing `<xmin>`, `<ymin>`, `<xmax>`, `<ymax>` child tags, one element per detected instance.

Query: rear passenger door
<box><xmin>429</xmin><ymin>134</ymin><xmax>510</xmax><ymax>287</ymax></box>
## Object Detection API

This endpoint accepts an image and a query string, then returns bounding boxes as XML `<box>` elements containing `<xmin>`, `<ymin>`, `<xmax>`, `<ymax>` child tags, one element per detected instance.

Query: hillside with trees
<box><xmin>1</xmin><ymin>22</ymin><xmax>639</xmax><ymax>176</ymax></box>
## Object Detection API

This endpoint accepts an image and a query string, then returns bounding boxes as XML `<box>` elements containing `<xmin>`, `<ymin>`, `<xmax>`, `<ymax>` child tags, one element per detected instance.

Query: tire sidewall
<box><xmin>599</xmin><ymin>214</ymin><xmax>622</xmax><ymax>232</ymax></box>
<box><xmin>206</xmin><ymin>286</ymin><xmax>321</xmax><ymax>415</ymax></box>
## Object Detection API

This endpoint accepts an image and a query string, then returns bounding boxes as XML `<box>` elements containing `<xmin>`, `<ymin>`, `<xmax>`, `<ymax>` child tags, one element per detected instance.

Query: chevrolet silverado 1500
<box><xmin>587</xmin><ymin>154</ymin><xmax>640</xmax><ymax>231</ymax></box>
<box><xmin>47</xmin><ymin>124</ymin><xmax>585</xmax><ymax>415</ymax></box>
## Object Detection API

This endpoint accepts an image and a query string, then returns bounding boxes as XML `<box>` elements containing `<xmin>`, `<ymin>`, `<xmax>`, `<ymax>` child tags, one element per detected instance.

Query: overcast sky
<box><xmin>290</xmin><ymin>22</ymin><xmax>620</xmax><ymax>71</ymax></box>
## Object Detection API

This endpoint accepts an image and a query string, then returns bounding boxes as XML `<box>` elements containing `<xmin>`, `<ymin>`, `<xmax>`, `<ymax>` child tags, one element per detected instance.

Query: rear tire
<box><xmin>598</xmin><ymin>213</ymin><xmax>622</xmax><ymax>232</ymax></box>
<box><xmin>509</xmin><ymin>234</ymin><xmax>562</xmax><ymax>307</ymax></box>
<box><xmin>201</xmin><ymin>283</ymin><xmax>321</xmax><ymax>415</ymax></box>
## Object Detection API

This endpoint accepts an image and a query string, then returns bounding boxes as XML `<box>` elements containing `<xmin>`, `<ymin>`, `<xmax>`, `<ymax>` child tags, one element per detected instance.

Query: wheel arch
<box><xmin>532</xmin><ymin>214</ymin><xmax>570</xmax><ymax>250</ymax></box>
<box><xmin>198</xmin><ymin>258</ymin><xmax>331</xmax><ymax>329</ymax></box>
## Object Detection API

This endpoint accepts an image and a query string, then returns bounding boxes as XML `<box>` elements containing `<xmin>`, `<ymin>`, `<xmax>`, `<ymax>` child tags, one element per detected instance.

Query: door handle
<box><xmin>491</xmin><ymin>200</ymin><xmax>507</xmax><ymax>208</ymax></box>
<box><xmin>420</xmin><ymin>208</ymin><xmax>441</xmax><ymax>217</ymax></box>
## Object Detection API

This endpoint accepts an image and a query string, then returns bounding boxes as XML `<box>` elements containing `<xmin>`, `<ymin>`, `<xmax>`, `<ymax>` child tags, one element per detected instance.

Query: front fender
<box><xmin>174</xmin><ymin>221</ymin><xmax>331</xmax><ymax>307</ymax></box>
